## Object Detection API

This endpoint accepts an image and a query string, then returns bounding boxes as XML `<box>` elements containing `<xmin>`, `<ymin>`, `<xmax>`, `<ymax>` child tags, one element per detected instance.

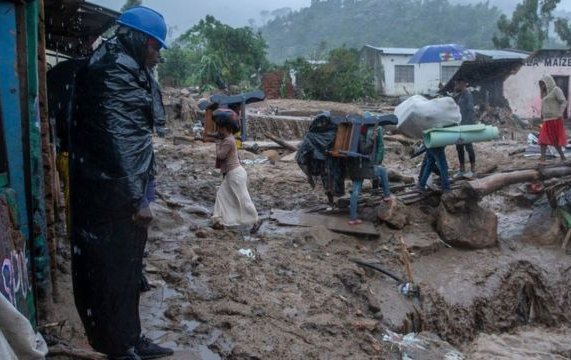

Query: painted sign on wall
<box><xmin>0</xmin><ymin>191</ymin><xmax>34</xmax><ymax>320</ymax></box>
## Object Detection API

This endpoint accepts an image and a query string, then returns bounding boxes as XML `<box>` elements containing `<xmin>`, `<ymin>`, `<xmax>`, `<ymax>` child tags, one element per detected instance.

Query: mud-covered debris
<box><xmin>377</xmin><ymin>199</ymin><xmax>409</xmax><ymax>229</ymax></box>
<box><xmin>383</xmin><ymin>330</ymin><xmax>465</xmax><ymax>359</ymax></box>
<box><xmin>238</xmin><ymin>248</ymin><xmax>255</xmax><ymax>258</ymax></box>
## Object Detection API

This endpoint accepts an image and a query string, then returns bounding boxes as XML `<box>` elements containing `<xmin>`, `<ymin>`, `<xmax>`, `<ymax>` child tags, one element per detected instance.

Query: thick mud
<box><xmin>46</xmin><ymin>100</ymin><xmax>571</xmax><ymax>359</ymax></box>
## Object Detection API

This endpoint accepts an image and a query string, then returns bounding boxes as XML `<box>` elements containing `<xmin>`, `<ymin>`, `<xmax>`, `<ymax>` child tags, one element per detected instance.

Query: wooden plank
<box><xmin>330</xmin><ymin>123</ymin><xmax>352</xmax><ymax>157</ymax></box>
<box><xmin>271</xmin><ymin>209</ymin><xmax>379</xmax><ymax>236</ymax></box>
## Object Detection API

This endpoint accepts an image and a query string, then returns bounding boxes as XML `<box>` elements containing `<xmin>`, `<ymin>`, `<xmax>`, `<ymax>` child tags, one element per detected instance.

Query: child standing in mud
<box><xmin>211</xmin><ymin>109</ymin><xmax>259</xmax><ymax>228</ymax></box>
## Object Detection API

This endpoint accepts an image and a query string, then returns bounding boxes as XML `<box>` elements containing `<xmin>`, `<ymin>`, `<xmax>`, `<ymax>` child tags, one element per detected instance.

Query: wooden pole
<box><xmin>38</xmin><ymin>0</ymin><xmax>59</xmax><ymax>302</ymax></box>
<box><xmin>399</xmin><ymin>235</ymin><xmax>414</xmax><ymax>283</ymax></box>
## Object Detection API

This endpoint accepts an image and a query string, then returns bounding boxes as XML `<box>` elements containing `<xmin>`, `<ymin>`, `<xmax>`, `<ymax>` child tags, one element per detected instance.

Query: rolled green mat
<box><xmin>423</xmin><ymin>124</ymin><xmax>499</xmax><ymax>148</ymax></box>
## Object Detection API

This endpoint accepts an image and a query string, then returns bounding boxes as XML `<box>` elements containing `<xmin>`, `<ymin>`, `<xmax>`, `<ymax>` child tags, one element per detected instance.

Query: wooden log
<box><xmin>509</xmin><ymin>148</ymin><xmax>526</xmax><ymax>156</ymax></box>
<box><xmin>465</xmin><ymin>165</ymin><xmax>571</xmax><ymax>198</ymax></box>
<box><xmin>242</xmin><ymin>140</ymin><xmax>301</xmax><ymax>152</ymax></box>
<box><xmin>173</xmin><ymin>136</ymin><xmax>195</xmax><ymax>145</ymax></box>
<box><xmin>263</xmin><ymin>131</ymin><xmax>299</xmax><ymax>151</ymax></box>
<box><xmin>48</xmin><ymin>344</ymin><xmax>106</xmax><ymax>360</ymax></box>
<box><xmin>399</xmin><ymin>235</ymin><xmax>414</xmax><ymax>283</ymax></box>
<box><xmin>384</xmin><ymin>134</ymin><xmax>417</xmax><ymax>146</ymax></box>
<box><xmin>468</xmin><ymin>169</ymin><xmax>540</xmax><ymax>197</ymax></box>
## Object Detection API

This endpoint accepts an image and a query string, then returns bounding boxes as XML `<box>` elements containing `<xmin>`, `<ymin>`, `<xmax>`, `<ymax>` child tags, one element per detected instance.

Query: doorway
<box><xmin>552</xmin><ymin>75</ymin><xmax>569</xmax><ymax>120</ymax></box>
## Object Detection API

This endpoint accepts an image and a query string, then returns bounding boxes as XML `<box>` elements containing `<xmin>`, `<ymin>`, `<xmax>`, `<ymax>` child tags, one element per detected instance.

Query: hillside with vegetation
<box><xmin>260</xmin><ymin>0</ymin><xmax>503</xmax><ymax>63</ymax></box>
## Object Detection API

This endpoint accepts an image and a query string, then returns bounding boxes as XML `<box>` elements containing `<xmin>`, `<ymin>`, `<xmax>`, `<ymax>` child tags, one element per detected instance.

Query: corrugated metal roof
<box><xmin>362</xmin><ymin>45</ymin><xmax>529</xmax><ymax>60</ymax></box>
<box><xmin>472</xmin><ymin>49</ymin><xmax>529</xmax><ymax>60</ymax></box>
<box><xmin>45</xmin><ymin>0</ymin><xmax>119</xmax><ymax>57</ymax></box>
<box><xmin>362</xmin><ymin>45</ymin><xmax>418</xmax><ymax>55</ymax></box>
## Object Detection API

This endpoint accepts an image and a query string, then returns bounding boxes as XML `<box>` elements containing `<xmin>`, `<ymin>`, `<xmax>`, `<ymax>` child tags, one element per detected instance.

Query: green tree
<box><xmin>289</xmin><ymin>47</ymin><xmax>375</xmax><ymax>102</ymax></box>
<box><xmin>261</xmin><ymin>0</ymin><xmax>502</xmax><ymax>64</ymax></box>
<box><xmin>174</xmin><ymin>15</ymin><xmax>269</xmax><ymax>89</ymax></box>
<box><xmin>492</xmin><ymin>0</ymin><xmax>561</xmax><ymax>51</ymax></box>
<box><xmin>158</xmin><ymin>45</ymin><xmax>193</xmax><ymax>87</ymax></box>
<box><xmin>554</xmin><ymin>17</ymin><xmax>571</xmax><ymax>47</ymax></box>
<box><xmin>121</xmin><ymin>0</ymin><xmax>142</xmax><ymax>12</ymax></box>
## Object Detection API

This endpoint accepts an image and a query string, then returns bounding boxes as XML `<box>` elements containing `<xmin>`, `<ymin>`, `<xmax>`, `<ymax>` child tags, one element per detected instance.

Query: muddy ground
<box><xmin>46</xmin><ymin>99</ymin><xmax>571</xmax><ymax>359</ymax></box>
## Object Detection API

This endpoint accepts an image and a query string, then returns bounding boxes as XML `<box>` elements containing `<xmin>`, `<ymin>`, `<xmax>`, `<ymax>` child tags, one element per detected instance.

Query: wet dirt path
<box><xmin>47</xmin><ymin>124</ymin><xmax>571</xmax><ymax>359</ymax></box>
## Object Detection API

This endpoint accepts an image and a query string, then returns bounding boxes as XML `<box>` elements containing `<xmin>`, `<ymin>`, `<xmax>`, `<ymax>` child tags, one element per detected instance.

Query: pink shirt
<box><xmin>216</xmin><ymin>135</ymin><xmax>240</xmax><ymax>174</ymax></box>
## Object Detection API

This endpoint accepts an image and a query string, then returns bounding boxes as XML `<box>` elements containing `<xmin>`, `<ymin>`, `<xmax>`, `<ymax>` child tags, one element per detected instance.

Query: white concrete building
<box><xmin>504</xmin><ymin>49</ymin><xmax>571</xmax><ymax>119</ymax></box>
<box><xmin>361</xmin><ymin>45</ymin><xmax>528</xmax><ymax>97</ymax></box>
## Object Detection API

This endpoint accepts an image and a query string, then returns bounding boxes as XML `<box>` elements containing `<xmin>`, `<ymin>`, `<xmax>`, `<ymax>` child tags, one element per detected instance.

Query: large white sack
<box><xmin>395</xmin><ymin>95</ymin><xmax>461</xmax><ymax>139</ymax></box>
<box><xmin>0</xmin><ymin>294</ymin><xmax>47</xmax><ymax>360</ymax></box>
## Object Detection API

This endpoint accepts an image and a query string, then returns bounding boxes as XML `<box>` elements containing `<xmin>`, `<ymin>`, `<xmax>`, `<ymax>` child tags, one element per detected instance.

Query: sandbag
<box><xmin>395</xmin><ymin>95</ymin><xmax>461</xmax><ymax>139</ymax></box>
<box><xmin>423</xmin><ymin>124</ymin><xmax>499</xmax><ymax>148</ymax></box>
<box><xmin>0</xmin><ymin>294</ymin><xmax>47</xmax><ymax>360</ymax></box>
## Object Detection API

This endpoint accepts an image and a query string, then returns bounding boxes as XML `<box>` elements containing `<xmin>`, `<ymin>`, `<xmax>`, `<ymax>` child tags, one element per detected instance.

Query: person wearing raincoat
<box><xmin>539</xmin><ymin>75</ymin><xmax>568</xmax><ymax>162</ymax></box>
<box><xmin>69</xmin><ymin>7</ymin><xmax>173</xmax><ymax>360</ymax></box>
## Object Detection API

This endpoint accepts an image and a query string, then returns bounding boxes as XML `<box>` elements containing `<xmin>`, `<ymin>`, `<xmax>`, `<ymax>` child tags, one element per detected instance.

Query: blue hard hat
<box><xmin>117</xmin><ymin>6</ymin><xmax>168</xmax><ymax>49</ymax></box>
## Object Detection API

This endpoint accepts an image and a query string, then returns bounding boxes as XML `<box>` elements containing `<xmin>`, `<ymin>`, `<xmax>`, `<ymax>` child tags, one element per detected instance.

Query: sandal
<box><xmin>348</xmin><ymin>219</ymin><xmax>363</xmax><ymax>225</ymax></box>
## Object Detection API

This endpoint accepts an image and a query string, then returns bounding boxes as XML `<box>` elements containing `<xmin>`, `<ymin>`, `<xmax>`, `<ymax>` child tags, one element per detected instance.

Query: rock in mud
<box><xmin>436</xmin><ymin>193</ymin><xmax>497</xmax><ymax>249</ymax></box>
<box><xmin>262</xmin><ymin>149</ymin><xmax>280</xmax><ymax>164</ymax></box>
<box><xmin>377</xmin><ymin>199</ymin><xmax>409</xmax><ymax>229</ymax></box>
<box><xmin>302</xmin><ymin>226</ymin><xmax>338</xmax><ymax>247</ymax></box>
<box><xmin>521</xmin><ymin>202</ymin><xmax>563</xmax><ymax>246</ymax></box>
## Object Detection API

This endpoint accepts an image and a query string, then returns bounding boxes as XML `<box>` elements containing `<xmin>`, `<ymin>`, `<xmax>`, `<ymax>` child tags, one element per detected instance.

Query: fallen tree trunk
<box><xmin>436</xmin><ymin>163</ymin><xmax>571</xmax><ymax>249</ymax></box>
<box><xmin>264</xmin><ymin>131</ymin><xmax>299</xmax><ymax>151</ymax></box>
<box><xmin>384</xmin><ymin>134</ymin><xmax>417</xmax><ymax>146</ymax></box>
<box><xmin>466</xmin><ymin>164</ymin><xmax>571</xmax><ymax>199</ymax></box>
<box><xmin>242</xmin><ymin>140</ymin><xmax>302</xmax><ymax>153</ymax></box>
<box><xmin>48</xmin><ymin>345</ymin><xmax>106</xmax><ymax>360</ymax></box>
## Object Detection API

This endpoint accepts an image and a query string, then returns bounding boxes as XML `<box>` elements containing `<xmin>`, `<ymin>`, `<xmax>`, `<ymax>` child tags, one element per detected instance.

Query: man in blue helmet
<box><xmin>70</xmin><ymin>6</ymin><xmax>173</xmax><ymax>360</ymax></box>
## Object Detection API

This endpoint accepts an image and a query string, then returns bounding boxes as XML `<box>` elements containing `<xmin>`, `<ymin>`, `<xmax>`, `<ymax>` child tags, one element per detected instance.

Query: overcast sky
<box><xmin>93</xmin><ymin>0</ymin><xmax>310</xmax><ymax>39</ymax></box>
<box><xmin>93</xmin><ymin>0</ymin><xmax>571</xmax><ymax>39</ymax></box>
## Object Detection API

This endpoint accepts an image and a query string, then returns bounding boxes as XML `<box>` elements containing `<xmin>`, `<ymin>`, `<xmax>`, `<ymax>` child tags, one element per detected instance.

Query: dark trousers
<box><xmin>455</xmin><ymin>143</ymin><xmax>475</xmax><ymax>166</ymax></box>
<box><xmin>419</xmin><ymin>147</ymin><xmax>450</xmax><ymax>191</ymax></box>
<box><xmin>71</xmin><ymin>215</ymin><xmax>147</xmax><ymax>356</ymax></box>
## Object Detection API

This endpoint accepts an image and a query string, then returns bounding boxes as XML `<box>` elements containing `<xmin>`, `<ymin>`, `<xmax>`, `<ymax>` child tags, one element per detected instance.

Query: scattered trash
<box><xmin>398</xmin><ymin>282</ymin><xmax>420</xmax><ymax>298</ymax></box>
<box><xmin>241</xmin><ymin>158</ymin><xmax>268</xmax><ymax>166</ymax></box>
<box><xmin>524</xmin><ymin>132</ymin><xmax>571</xmax><ymax>157</ymax></box>
<box><xmin>383</xmin><ymin>330</ymin><xmax>427</xmax><ymax>351</ymax></box>
<box><xmin>238</xmin><ymin>248</ymin><xmax>255</xmax><ymax>258</ymax></box>
<box><xmin>526</xmin><ymin>182</ymin><xmax>544</xmax><ymax>194</ymax></box>
<box><xmin>383</xmin><ymin>330</ymin><xmax>465</xmax><ymax>360</ymax></box>
<box><xmin>192</xmin><ymin>121</ymin><xmax>204</xmax><ymax>139</ymax></box>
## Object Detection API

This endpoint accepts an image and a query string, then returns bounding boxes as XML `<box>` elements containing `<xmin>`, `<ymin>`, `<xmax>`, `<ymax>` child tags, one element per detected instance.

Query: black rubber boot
<box><xmin>135</xmin><ymin>336</ymin><xmax>174</xmax><ymax>359</ymax></box>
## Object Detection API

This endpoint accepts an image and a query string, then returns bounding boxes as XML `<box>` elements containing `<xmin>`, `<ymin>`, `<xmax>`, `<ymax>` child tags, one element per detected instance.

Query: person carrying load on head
<box><xmin>69</xmin><ymin>6</ymin><xmax>173</xmax><ymax>360</ymax></box>
<box><xmin>453</xmin><ymin>76</ymin><xmax>477</xmax><ymax>178</ymax></box>
<box><xmin>538</xmin><ymin>74</ymin><xmax>568</xmax><ymax>163</ymax></box>
<box><xmin>347</xmin><ymin>125</ymin><xmax>394</xmax><ymax>225</ymax></box>
<box><xmin>211</xmin><ymin>109</ymin><xmax>259</xmax><ymax>229</ymax></box>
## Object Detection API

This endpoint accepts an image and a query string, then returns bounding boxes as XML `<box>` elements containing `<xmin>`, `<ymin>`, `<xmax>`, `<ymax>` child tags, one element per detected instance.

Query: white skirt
<box><xmin>212</xmin><ymin>166</ymin><xmax>258</xmax><ymax>227</ymax></box>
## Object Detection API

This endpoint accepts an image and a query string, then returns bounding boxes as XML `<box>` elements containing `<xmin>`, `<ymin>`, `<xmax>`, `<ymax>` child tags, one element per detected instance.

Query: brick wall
<box><xmin>262</xmin><ymin>71</ymin><xmax>295</xmax><ymax>99</ymax></box>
